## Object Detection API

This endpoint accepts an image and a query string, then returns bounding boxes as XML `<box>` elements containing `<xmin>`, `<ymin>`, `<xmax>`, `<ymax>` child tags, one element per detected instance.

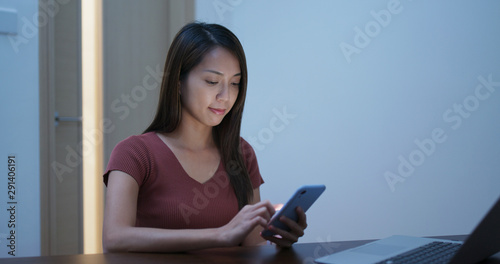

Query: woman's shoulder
<box><xmin>112</xmin><ymin>132</ymin><xmax>159</xmax><ymax>155</ymax></box>
<box><xmin>239</xmin><ymin>137</ymin><xmax>252</xmax><ymax>150</ymax></box>
<box><xmin>240</xmin><ymin>137</ymin><xmax>250</xmax><ymax>146</ymax></box>
<box><xmin>240</xmin><ymin>137</ymin><xmax>263</xmax><ymax>186</ymax></box>
<box><xmin>116</xmin><ymin>132</ymin><xmax>157</xmax><ymax>146</ymax></box>
<box><xmin>239</xmin><ymin>137</ymin><xmax>257</xmax><ymax>160</ymax></box>
<box><xmin>105</xmin><ymin>132</ymin><xmax>158</xmax><ymax>186</ymax></box>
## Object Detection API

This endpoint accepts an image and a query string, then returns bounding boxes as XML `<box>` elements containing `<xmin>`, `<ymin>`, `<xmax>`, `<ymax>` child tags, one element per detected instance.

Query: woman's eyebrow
<box><xmin>203</xmin><ymin>69</ymin><xmax>241</xmax><ymax>77</ymax></box>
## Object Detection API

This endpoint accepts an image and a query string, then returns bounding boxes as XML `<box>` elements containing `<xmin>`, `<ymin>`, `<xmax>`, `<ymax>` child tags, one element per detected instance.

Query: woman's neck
<box><xmin>166</xmin><ymin>121</ymin><xmax>215</xmax><ymax>151</ymax></box>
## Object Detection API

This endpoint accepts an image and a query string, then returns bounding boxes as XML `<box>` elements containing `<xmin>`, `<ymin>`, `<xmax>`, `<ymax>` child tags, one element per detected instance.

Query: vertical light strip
<box><xmin>81</xmin><ymin>0</ymin><xmax>103</xmax><ymax>254</ymax></box>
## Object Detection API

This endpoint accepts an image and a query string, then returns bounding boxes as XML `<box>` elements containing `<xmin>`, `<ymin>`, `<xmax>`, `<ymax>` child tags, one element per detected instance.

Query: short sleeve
<box><xmin>241</xmin><ymin>138</ymin><xmax>264</xmax><ymax>189</ymax></box>
<box><xmin>103</xmin><ymin>135</ymin><xmax>152</xmax><ymax>186</ymax></box>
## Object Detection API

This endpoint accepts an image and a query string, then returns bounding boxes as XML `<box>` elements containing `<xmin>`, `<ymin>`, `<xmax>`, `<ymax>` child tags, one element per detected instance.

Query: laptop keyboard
<box><xmin>375</xmin><ymin>241</ymin><xmax>462</xmax><ymax>264</ymax></box>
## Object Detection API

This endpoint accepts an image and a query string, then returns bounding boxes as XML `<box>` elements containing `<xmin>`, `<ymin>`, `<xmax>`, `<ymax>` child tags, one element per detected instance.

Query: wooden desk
<box><xmin>3</xmin><ymin>235</ymin><xmax>500</xmax><ymax>264</ymax></box>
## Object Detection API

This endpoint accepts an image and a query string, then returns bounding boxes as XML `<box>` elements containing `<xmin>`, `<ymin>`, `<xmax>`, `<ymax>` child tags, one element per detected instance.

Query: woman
<box><xmin>102</xmin><ymin>22</ymin><xmax>307</xmax><ymax>253</ymax></box>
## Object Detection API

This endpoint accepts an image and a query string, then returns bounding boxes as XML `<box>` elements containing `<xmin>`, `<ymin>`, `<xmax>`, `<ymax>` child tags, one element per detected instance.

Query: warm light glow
<box><xmin>274</xmin><ymin>203</ymin><xmax>284</xmax><ymax>212</ymax></box>
<box><xmin>82</xmin><ymin>0</ymin><xmax>103</xmax><ymax>254</ymax></box>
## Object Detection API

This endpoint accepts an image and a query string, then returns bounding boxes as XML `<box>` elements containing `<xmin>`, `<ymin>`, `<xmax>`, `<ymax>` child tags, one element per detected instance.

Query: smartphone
<box><xmin>261</xmin><ymin>184</ymin><xmax>326</xmax><ymax>237</ymax></box>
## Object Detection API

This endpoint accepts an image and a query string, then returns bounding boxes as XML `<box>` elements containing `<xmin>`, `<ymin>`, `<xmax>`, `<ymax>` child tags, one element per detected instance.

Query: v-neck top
<box><xmin>103</xmin><ymin>132</ymin><xmax>264</xmax><ymax>229</ymax></box>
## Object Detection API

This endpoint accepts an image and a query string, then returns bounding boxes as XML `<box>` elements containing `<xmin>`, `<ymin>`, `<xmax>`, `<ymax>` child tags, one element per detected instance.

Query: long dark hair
<box><xmin>144</xmin><ymin>22</ymin><xmax>252</xmax><ymax>209</ymax></box>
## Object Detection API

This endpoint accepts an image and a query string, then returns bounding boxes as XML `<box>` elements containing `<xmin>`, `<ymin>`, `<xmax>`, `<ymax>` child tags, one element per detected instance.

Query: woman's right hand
<box><xmin>218</xmin><ymin>200</ymin><xmax>275</xmax><ymax>247</ymax></box>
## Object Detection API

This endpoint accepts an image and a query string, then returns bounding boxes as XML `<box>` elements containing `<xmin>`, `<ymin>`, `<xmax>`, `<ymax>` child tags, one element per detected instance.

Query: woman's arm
<box><xmin>102</xmin><ymin>171</ymin><xmax>275</xmax><ymax>253</ymax></box>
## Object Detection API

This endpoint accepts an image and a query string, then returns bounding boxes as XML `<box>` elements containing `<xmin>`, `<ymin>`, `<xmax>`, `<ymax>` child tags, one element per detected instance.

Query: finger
<box><xmin>253</xmin><ymin>206</ymin><xmax>273</xmax><ymax>222</ymax></box>
<box><xmin>249</xmin><ymin>200</ymin><xmax>273</xmax><ymax>214</ymax></box>
<box><xmin>267</xmin><ymin>224</ymin><xmax>299</xmax><ymax>244</ymax></box>
<box><xmin>253</xmin><ymin>200</ymin><xmax>275</xmax><ymax>219</ymax></box>
<box><xmin>253</xmin><ymin>215</ymin><xmax>269</xmax><ymax>228</ymax></box>
<box><xmin>260</xmin><ymin>200</ymin><xmax>276</xmax><ymax>216</ymax></box>
<box><xmin>265</xmin><ymin>236</ymin><xmax>290</xmax><ymax>247</ymax></box>
<box><xmin>238</xmin><ymin>205</ymin><xmax>271</xmax><ymax>227</ymax></box>
<box><xmin>278</xmin><ymin>216</ymin><xmax>304</xmax><ymax>237</ymax></box>
<box><xmin>262</xmin><ymin>231</ymin><xmax>293</xmax><ymax>248</ymax></box>
<box><xmin>296</xmin><ymin>206</ymin><xmax>308</xmax><ymax>229</ymax></box>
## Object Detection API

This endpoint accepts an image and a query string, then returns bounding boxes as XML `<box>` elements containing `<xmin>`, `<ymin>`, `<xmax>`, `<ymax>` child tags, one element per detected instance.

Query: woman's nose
<box><xmin>217</xmin><ymin>83</ymin><xmax>230</xmax><ymax>102</ymax></box>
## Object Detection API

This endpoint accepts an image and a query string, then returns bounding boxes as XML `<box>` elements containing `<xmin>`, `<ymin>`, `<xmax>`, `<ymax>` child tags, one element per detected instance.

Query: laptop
<box><xmin>315</xmin><ymin>195</ymin><xmax>500</xmax><ymax>264</ymax></box>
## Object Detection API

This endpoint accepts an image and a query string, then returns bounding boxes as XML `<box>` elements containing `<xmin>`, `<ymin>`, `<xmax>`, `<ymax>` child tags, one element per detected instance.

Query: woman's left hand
<box><xmin>260</xmin><ymin>206</ymin><xmax>308</xmax><ymax>248</ymax></box>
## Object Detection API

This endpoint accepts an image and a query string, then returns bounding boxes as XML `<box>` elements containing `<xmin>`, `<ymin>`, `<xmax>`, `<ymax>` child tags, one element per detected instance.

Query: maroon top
<box><xmin>104</xmin><ymin>132</ymin><xmax>264</xmax><ymax>229</ymax></box>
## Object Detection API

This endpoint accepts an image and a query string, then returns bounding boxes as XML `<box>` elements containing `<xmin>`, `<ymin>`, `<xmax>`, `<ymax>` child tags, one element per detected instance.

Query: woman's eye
<box><xmin>206</xmin><ymin>80</ymin><xmax>218</xmax><ymax>85</ymax></box>
<box><xmin>231</xmin><ymin>82</ymin><xmax>240</xmax><ymax>87</ymax></box>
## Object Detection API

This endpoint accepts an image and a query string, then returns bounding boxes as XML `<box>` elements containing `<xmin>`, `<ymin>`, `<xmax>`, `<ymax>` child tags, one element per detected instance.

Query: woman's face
<box><xmin>180</xmin><ymin>46</ymin><xmax>241</xmax><ymax>128</ymax></box>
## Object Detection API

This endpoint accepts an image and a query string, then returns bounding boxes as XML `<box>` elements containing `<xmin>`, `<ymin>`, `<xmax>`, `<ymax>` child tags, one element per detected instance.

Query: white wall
<box><xmin>0</xmin><ymin>0</ymin><xmax>40</xmax><ymax>257</ymax></box>
<box><xmin>196</xmin><ymin>0</ymin><xmax>500</xmax><ymax>243</ymax></box>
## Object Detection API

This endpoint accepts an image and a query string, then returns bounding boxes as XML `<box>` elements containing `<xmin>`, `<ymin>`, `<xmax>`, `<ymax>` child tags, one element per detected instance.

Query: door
<box><xmin>40</xmin><ymin>0</ymin><xmax>83</xmax><ymax>256</ymax></box>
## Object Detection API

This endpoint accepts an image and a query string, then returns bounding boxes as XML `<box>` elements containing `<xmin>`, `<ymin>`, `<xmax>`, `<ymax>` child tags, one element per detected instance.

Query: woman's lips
<box><xmin>209</xmin><ymin>107</ymin><xmax>226</xmax><ymax>115</ymax></box>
